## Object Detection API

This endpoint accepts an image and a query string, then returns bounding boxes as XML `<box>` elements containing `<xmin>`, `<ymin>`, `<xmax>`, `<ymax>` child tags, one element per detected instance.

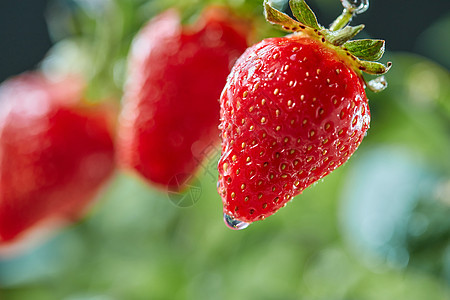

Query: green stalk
<box><xmin>329</xmin><ymin>7</ymin><xmax>355</xmax><ymax>31</ymax></box>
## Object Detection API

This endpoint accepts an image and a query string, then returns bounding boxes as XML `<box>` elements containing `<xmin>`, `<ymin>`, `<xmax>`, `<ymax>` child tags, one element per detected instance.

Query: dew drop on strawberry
<box><xmin>223</xmin><ymin>213</ymin><xmax>250</xmax><ymax>230</ymax></box>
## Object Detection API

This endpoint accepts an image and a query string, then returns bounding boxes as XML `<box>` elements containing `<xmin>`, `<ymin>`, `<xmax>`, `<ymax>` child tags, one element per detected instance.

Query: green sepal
<box><xmin>359</xmin><ymin>60</ymin><xmax>392</xmax><ymax>75</ymax></box>
<box><xmin>264</xmin><ymin>0</ymin><xmax>304</xmax><ymax>32</ymax></box>
<box><xmin>344</xmin><ymin>39</ymin><xmax>385</xmax><ymax>61</ymax></box>
<box><xmin>322</xmin><ymin>24</ymin><xmax>364</xmax><ymax>46</ymax></box>
<box><xmin>366</xmin><ymin>75</ymin><xmax>388</xmax><ymax>93</ymax></box>
<box><xmin>289</xmin><ymin>0</ymin><xmax>321</xmax><ymax>30</ymax></box>
<box><xmin>263</xmin><ymin>0</ymin><xmax>392</xmax><ymax>87</ymax></box>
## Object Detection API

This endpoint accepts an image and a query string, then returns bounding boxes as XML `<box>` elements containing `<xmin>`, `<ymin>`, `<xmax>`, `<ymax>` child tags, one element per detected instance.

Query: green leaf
<box><xmin>359</xmin><ymin>61</ymin><xmax>392</xmax><ymax>75</ymax></box>
<box><xmin>344</xmin><ymin>39</ymin><xmax>385</xmax><ymax>61</ymax></box>
<box><xmin>289</xmin><ymin>0</ymin><xmax>320</xmax><ymax>30</ymax></box>
<box><xmin>264</xmin><ymin>0</ymin><xmax>305</xmax><ymax>32</ymax></box>
<box><xmin>322</xmin><ymin>24</ymin><xmax>364</xmax><ymax>46</ymax></box>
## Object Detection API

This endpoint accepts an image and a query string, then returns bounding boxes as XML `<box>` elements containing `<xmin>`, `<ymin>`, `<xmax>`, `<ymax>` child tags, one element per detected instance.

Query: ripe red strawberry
<box><xmin>0</xmin><ymin>73</ymin><xmax>115</xmax><ymax>245</ymax></box>
<box><xmin>117</xmin><ymin>7</ymin><xmax>250</xmax><ymax>190</ymax></box>
<box><xmin>218</xmin><ymin>0</ymin><xmax>391</xmax><ymax>229</ymax></box>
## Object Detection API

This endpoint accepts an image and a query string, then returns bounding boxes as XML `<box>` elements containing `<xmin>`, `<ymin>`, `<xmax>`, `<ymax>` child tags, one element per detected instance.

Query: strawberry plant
<box><xmin>218</xmin><ymin>0</ymin><xmax>391</xmax><ymax>229</ymax></box>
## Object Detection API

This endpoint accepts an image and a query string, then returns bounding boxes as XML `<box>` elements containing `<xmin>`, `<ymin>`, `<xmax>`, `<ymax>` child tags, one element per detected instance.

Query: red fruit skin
<box><xmin>218</xmin><ymin>36</ymin><xmax>370</xmax><ymax>223</ymax></box>
<box><xmin>117</xmin><ymin>8</ymin><xmax>249</xmax><ymax>190</ymax></box>
<box><xmin>0</xmin><ymin>73</ymin><xmax>115</xmax><ymax>244</ymax></box>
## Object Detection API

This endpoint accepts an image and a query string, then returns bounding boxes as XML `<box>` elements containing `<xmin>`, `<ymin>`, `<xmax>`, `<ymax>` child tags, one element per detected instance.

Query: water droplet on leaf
<box><xmin>341</xmin><ymin>0</ymin><xmax>369</xmax><ymax>14</ymax></box>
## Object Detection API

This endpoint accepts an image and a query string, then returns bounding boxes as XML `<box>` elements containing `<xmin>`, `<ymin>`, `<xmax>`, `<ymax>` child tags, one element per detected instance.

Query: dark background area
<box><xmin>0</xmin><ymin>0</ymin><xmax>449</xmax><ymax>83</ymax></box>
<box><xmin>0</xmin><ymin>0</ymin><xmax>51</xmax><ymax>83</ymax></box>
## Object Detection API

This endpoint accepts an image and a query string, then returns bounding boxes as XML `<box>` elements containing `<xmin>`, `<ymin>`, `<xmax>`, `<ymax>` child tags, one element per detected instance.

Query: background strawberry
<box><xmin>0</xmin><ymin>73</ymin><xmax>115</xmax><ymax>245</ymax></box>
<box><xmin>117</xmin><ymin>7</ymin><xmax>250</xmax><ymax>191</ymax></box>
<box><xmin>218</xmin><ymin>0</ymin><xmax>391</xmax><ymax>228</ymax></box>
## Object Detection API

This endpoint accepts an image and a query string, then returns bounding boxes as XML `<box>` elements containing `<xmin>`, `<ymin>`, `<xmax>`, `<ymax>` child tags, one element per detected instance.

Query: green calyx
<box><xmin>263</xmin><ymin>0</ymin><xmax>391</xmax><ymax>92</ymax></box>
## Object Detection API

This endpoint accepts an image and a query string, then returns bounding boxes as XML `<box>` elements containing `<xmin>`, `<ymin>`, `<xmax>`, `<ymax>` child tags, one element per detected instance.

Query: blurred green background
<box><xmin>0</xmin><ymin>0</ymin><xmax>449</xmax><ymax>299</ymax></box>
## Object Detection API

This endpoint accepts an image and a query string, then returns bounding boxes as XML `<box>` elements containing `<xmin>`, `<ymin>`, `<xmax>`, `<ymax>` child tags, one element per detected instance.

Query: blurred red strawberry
<box><xmin>0</xmin><ymin>73</ymin><xmax>115</xmax><ymax>245</ymax></box>
<box><xmin>117</xmin><ymin>7</ymin><xmax>250</xmax><ymax>190</ymax></box>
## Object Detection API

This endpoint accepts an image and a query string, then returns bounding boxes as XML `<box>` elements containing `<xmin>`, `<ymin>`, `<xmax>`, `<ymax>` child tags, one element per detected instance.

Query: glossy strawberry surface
<box><xmin>0</xmin><ymin>73</ymin><xmax>115</xmax><ymax>244</ymax></box>
<box><xmin>218</xmin><ymin>35</ymin><xmax>369</xmax><ymax>224</ymax></box>
<box><xmin>118</xmin><ymin>8</ymin><xmax>249</xmax><ymax>190</ymax></box>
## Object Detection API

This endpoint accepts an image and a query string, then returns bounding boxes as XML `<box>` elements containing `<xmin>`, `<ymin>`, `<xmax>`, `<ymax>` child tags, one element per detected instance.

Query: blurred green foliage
<box><xmin>1</xmin><ymin>0</ymin><xmax>450</xmax><ymax>299</ymax></box>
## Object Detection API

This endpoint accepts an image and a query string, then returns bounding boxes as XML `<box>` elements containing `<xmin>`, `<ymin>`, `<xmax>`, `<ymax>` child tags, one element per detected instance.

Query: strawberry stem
<box><xmin>329</xmin><ymin>7</ymin><xmax>355</xmax><ymax>31</ymax></box>
<box><xmin>264</xmin><ymin>0</ymin><xmax>390</xmax><ymax>91</ymax></box>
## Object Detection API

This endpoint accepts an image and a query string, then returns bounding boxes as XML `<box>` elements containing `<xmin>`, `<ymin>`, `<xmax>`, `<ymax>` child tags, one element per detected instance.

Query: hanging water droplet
<box><xmin>341</xmin><ymin>0</ymin><xmax>369</xmax><ymax>14</ymax></box>
<box><xmin>223</xmin><ymin>213</ymin><xmax>250</xmax><ymax>230</ymax></box>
